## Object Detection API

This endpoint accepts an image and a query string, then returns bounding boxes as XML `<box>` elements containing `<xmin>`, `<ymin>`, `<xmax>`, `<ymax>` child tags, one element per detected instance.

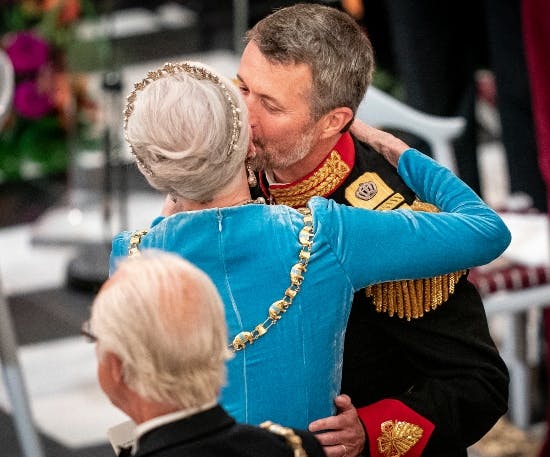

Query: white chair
<box><xmin>474</xmin><ymin>232</ymin><xmax>550</xmax><ymax>429</ymax></box>
<box><xmin>357</xmin><ymin>85</ymin><xmax>465</xmax><ymax>173</ymax></box>
<box><xmin>0</xmin><ymin>49</ymin><xmax>45</xmax><ymax>457</ymax></box>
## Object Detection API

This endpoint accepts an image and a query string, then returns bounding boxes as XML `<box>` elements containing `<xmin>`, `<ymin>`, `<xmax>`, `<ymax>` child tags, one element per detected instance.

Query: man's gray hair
<box><xmin>91</xmin><ymin>251</ymin><xmax>231</xmax><ymax>408</ymax></box>
<box><xmin>125</xmin><ymin>62</ymin><xmax>249</xmax><ymax>203</ymax></box>
<box><xmin>246</xmin><ymin>3</ymin><xmax>375</xmax><ymax>120</ymax></box>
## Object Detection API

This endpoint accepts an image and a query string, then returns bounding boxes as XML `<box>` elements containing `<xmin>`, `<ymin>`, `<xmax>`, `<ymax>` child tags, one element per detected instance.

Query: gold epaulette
<box><xmin>368</xmin><ymin>198</ymin><xmax>465</xmax><ymax>320</ymax></box>
<box><xmin>344</xmin><ymin>167</ymin><xmax>467</xmax><ymax>321</ymax></box>
<box><xmin>366</xmin><ymin>271</ymin><xmax>467</xmax><ymax>321</ymax></box>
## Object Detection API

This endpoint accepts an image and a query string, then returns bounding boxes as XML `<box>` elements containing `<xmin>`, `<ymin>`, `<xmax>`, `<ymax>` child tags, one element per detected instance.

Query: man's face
<box><xmin>237</xmin><ymin>42</ymin><xmax>320</xmax><ymax>172</ymax></box>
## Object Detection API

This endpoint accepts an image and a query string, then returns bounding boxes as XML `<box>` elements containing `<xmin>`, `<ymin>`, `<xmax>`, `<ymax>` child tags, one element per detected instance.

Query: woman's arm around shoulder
<box><xmin>310</xmin><ymin>122</ymin><xmax>511</xmax><ymax>286</ymax></box>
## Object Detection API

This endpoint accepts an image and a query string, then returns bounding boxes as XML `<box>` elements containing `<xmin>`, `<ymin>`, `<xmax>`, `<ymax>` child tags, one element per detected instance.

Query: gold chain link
<box><xmin>230</xmin><ymin>207</ymin><xmax>314</xmax><ymax>351</ymax></box>
<box><xmin>127</xmin><ymin>209</ymin><xmax>314</xmax><ymax>353</ymax></box>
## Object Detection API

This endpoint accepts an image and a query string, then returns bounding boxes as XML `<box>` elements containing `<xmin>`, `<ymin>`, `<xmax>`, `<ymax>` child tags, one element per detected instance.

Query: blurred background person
<box><xmin>342</xmin><ymin>0</ymin><xmax>547</xmax><ymax>212</ymax></box>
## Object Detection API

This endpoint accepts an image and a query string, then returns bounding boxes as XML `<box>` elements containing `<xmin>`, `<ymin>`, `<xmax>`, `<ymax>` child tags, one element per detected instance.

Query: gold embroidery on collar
<box><xmin>269</xmin><ymin>150</ymin><xmax>350</xmax><ymax>207</ymax></box>
<box><xmin>377</xmin><ymin>420</ymin><xmax>423</xmax><ymax>457</ymax></box>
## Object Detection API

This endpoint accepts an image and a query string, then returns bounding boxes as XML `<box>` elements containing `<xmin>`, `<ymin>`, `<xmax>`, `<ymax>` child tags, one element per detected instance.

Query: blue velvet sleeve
<box><xmin>109</xmin><ymin>232</ymin><xmax>130</xmax><ymax>276</ymax></box>
<box><xmin>309</xmin><ymin>148</ymin><xmax>511</xmax><ymax>289</ymax></box>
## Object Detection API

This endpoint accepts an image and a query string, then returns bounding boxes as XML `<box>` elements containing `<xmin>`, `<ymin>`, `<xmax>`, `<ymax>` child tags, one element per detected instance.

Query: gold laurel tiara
<box><xmin>123</xmin><ymin>61</ymin><xmax>243</xmax><ymax>175</ymax></box>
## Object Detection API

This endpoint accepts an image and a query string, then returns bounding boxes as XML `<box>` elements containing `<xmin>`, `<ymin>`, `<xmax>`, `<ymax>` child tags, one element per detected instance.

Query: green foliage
<box><xmin>0</xmin><ymin>0</ymin><xmax>101</xmax><ymax>183</ymax></box>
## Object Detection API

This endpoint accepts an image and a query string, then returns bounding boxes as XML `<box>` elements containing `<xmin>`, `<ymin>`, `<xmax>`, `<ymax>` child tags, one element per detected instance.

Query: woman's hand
<box><xmin>350</xmin><ymin>119</ymin><xmax>410</xmax><ymax>168</ymax></box>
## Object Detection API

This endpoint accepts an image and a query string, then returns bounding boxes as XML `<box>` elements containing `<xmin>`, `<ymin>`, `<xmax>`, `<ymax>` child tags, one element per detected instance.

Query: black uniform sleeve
<box><xmin>339</xmin><ymin>138</ymin><xmax>509</xmax><ymax>457</ymax></box>
<box><xmin>342</xmin><ymin>276</ymin><xmax>509</xmax><ymax>456</ymax></box>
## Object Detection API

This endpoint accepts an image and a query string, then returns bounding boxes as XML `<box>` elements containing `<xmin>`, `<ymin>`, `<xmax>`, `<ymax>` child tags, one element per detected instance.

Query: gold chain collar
<box><xmin>127</xmin><ymin>208</ymin><xmax>315</xmax><ymax>352</ymax></box>
<box><xmin>267</xmin><ymin>150</ymin><xmax>351</xmax><ymax>208</ymax></box>
<box><xmin>230</xmin><ymin>207</ymin><xmax>314</xmax><ymax>351</ymax></box>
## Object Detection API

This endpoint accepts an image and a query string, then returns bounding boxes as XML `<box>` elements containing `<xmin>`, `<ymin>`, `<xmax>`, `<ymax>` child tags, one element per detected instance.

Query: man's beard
<box><xmin>248</xmin><ymin>128</ymin><xmax>317</xmax><ymax>176</ymax></box>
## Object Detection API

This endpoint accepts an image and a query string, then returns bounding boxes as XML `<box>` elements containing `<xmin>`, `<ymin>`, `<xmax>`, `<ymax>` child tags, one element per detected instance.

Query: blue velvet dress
<box><xmin>110</xmin><ymin>149</ymin><xmax>510</xmax><ymax>429</ymax></box>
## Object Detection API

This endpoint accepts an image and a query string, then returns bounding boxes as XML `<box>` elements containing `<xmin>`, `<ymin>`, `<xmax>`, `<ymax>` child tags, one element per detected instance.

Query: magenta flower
<box><xmin>5</xmin><ymin>31</ymin><xmax>50</xmax><ymax>74</ymax></box>
<box><xmin>14</xmin><ymin>80</ymin><xmax>53</xmax><ymax>119</ymax></box>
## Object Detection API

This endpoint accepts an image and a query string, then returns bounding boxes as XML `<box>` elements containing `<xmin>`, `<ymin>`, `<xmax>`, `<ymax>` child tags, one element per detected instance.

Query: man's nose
<box><xmin>246</xmin><ymin>102</ymin><xmax>258</xmax><ymax>128</ymax></box>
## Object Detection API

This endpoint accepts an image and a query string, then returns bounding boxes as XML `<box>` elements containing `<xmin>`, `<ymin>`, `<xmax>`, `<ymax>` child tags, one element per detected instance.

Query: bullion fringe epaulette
<box><xmin>366</xmin><ymin>270</ymin><xmax>467</xmax><ymax>321</ymax></box>
<box><xmin>365</xmin><ymin>199</ymin><xmax>466</xmax><ymax>321</ymax></box>
<box><xmin>368</xmin><ymin>198</ymin><xmax>466</xmax><ymax>320</ymax></box>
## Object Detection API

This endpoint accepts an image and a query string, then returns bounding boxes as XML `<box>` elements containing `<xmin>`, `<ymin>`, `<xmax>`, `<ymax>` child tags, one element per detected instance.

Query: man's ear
<box><xmin>319</xmin><ymin>107</ymin><xmax>354</xmax><ymax>139</ymax></box>
<box><xmin>104</xmin><ymin>350</ymin><xmax>125</xmax><ymax>385</ymax></box>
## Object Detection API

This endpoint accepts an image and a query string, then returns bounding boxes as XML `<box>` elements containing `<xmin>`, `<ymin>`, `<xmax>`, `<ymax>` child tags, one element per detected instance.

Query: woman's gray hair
<box><xmin>91</xmin><ymin>250</ymin><xmax>232</xmax><ymax>408</ymax></box>
<box><xmin>246</xmin><ymin>3</ymin><xmax>374</xmax><ymax>120</ymax></box>
<box><xmin>124</xmin><ymin>61</ymin><xmax>249</xmax><ymax>203</ymax></box>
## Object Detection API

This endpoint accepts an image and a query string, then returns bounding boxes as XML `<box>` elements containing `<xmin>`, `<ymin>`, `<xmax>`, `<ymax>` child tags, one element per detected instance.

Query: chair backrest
<box><xmin>0</xmin><ymin>49</ymin><xmax>14</xmax><ymax>127</ymax></box>
<box><xmin>356</xmin><ymin>86</ymin><xmax>465</xmax><ymax>175</ymax></box>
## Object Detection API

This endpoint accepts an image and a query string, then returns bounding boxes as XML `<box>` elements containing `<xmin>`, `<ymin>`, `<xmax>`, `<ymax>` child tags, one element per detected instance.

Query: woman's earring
<box><xmin>246</xmin><ymin>159</ymin><xmax>257</xmax><ymax>187</ymax></box>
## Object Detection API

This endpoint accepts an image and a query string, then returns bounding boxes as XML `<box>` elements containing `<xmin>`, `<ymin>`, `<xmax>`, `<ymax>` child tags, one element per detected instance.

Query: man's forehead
<box><xmin>239</xmin><ymin>43</ymin><xmax>311</xmax><ymax>84</ymax></box>
<box><xmin>239</xmin><ymin>47</ymin><xmax>311</xmax><ymax>103</ymax></box>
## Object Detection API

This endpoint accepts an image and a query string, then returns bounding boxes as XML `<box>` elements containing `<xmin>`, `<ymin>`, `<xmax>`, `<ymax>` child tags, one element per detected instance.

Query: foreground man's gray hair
<box><xmin>91</xmin><ymin>250</ymin><xmax>232</xmax><ymax>408</ymax></box>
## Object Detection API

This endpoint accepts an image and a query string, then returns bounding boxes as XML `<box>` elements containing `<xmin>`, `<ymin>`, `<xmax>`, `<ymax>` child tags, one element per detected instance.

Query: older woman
<box><xmin>110</xmin><ymin>61</ymin><xmax>509</xmax><ymax>431</ymax></box>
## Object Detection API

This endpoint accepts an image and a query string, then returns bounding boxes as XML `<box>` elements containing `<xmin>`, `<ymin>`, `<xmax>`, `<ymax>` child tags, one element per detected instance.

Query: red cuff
<box><xmin>357</xmin><ymin>399</ymin><xmax>435</xmax><ymax>457</ymax></box>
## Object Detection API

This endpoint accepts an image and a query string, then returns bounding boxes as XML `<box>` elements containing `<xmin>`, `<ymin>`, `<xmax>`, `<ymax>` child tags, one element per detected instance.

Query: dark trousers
<box><xmin>383</xmin><ymin>0</ymin><xmax>547</xmax><ymax>211</ymax></box>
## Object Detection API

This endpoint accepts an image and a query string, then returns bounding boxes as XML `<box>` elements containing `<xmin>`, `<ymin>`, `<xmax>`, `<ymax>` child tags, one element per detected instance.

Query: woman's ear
<box><xmin>319</xmin><ymin>107</ymin><xmax>354</xmax><ymax>139</ymax></box>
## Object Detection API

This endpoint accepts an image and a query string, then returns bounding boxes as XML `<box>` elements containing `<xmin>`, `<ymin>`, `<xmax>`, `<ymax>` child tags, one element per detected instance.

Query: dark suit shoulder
<box><xmin>259</xmin><ymin>421</ymin><xmax>325</xmax><ymax>457</ymax></box>
<box><xmin>208</xmin><ymin>422</ymin><xmax>324</xmax><ymax>457</ymax></box>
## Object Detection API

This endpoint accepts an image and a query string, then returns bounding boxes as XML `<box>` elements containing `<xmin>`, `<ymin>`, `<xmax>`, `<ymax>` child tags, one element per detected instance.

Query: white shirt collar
<box><xmin>132</xmin><ymin>400</ymin><xmax>217</xmax><ymax>454</ymax></box>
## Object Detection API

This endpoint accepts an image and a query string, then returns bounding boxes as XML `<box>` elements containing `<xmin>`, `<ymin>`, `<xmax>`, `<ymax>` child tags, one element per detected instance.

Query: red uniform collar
<box><xmin>259</xmin><ymin>132</ymin><xmax>355</xmax><ymax>208</ymax></box>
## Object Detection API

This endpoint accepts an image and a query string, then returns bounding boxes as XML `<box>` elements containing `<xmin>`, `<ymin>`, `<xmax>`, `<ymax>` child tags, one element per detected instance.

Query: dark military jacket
<box><xmin>129</xmin><ymin>405</ymin><xmax>325</xmax><ymax>457</ymax></box>
<box><xmin>254</xmin><ymin>132</ymin><xmax>509</xmax><ymax>457</ymax></box>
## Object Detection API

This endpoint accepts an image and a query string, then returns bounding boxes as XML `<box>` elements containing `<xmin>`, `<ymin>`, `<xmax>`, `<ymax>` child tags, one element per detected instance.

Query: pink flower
<box><xmin>14</xmin><ymin>80</ymin><xmax>53</xmax><ymax>119</ymax></box>
<box><xmin>5</xmin><ymin>31</ymin><xmax>50</xmax><ymax>74</ymax></box>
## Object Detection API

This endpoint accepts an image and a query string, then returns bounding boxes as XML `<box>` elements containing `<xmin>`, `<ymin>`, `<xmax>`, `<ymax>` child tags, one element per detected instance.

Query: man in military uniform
<box><xmin>238</xmin><ymin>4</ymin><xmax>509</xmax><ymax>457</ymax></box>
